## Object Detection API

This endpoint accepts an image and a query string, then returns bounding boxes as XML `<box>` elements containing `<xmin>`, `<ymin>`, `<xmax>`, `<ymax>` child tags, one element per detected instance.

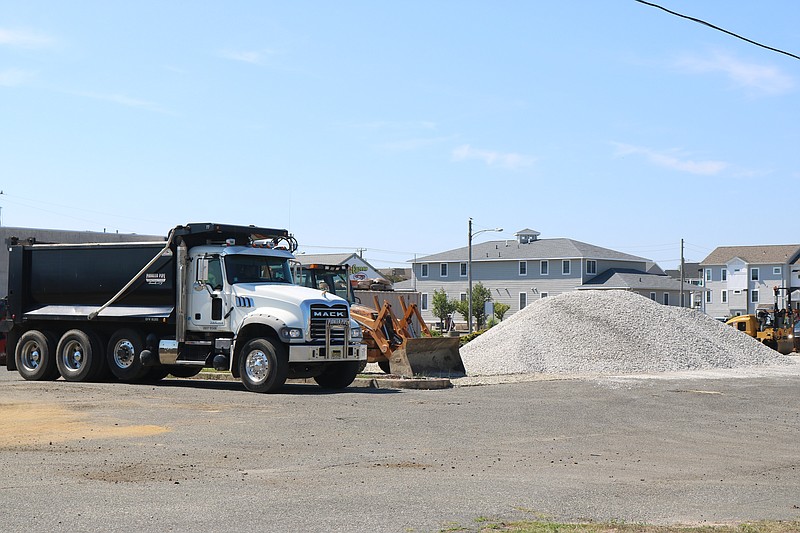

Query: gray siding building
<box><xmin>699</xmin><ymin>244</ymin><xmax>800</xmax><ymax>319</ymax></box>
<box><xmin>412</xmin><ymin>229</ymin><xmax>696</xmax><ymax>327</ymax></box>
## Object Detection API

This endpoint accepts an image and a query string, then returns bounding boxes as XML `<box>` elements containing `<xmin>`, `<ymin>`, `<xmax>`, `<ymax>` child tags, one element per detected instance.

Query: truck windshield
<box><xmin>225</xmin><ymin>255</ymin><xmax>293</xmax><ymax>285</ymax></box>
<box><xmin>300</xmin><ymin>269</ymin><xmax>353</xmax><ymax>302</ymax></box>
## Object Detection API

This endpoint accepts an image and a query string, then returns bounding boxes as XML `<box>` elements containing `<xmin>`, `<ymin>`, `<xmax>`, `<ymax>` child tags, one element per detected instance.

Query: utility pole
<box><xmin>679</xmin><ymin>238</ymin><xmax>685</xmax><ymax>307</ymax></box>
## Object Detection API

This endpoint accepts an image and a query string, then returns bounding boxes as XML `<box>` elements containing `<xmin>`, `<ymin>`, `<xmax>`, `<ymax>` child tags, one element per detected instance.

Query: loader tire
<box><xmin>377</xmin><ymin>360</ymin><xmax>391</xmax><ymax>374</ymax></box>
<box><xmin>15</xmin><ymin>330</ymin><xmax>60</xmax><ymax>381</ymax></box>
<box><xmin>314</xmin><ymin>361</ymin><xmax>360</xmax><ymax>389</ymax></box>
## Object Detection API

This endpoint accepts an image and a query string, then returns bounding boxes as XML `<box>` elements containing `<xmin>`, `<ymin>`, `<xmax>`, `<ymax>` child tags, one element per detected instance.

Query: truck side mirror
<box><xmin>195</xmin><ymin>256</ymin><xmax>209</xmax><ymax>291</ymax></box>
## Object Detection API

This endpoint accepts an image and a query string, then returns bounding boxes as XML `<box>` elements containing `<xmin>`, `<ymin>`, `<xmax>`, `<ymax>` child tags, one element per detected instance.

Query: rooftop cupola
<box><xmin>515</xmin><ymin>228</ymin><xmax>540</xmax><ymax>244</ymax></box>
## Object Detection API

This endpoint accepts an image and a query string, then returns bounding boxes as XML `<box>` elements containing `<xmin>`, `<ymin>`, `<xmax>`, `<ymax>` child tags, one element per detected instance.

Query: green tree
<box><xmin>494</xmin><ymin>302</ymin><xmax>510</xmax><ymax>321</ymax></box>
<box><xmin>454</xmin><ymin>299</ymin><xmax>470</xmax><ymax>323</ymax></box>
<box><xmin>432</xmin><ymin>289</ymin><xmax>456</xmax><ymax>330</ymax></box>
<box><xmin>471</xmin><ymin>282</ymin><xmax>493</xmax><ymax>329</ymax></box>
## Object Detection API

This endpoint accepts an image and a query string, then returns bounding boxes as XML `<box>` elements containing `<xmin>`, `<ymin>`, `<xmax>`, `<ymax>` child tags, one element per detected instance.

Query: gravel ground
<box><xmin>460</xmin><ymin>290</ymin><xmax>795</xmax><ymax>376</ymax></box>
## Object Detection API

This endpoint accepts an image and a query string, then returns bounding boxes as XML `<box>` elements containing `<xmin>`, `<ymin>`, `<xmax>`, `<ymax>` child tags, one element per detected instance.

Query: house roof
<box><xmin>700</xmin><ymin>245</ymin><xmax>800</xmax><ymax>266</ymax></box>
<box><xmin>664</xmin><ymin>262</ymin><xmax>702</xmax><ymax>279</ymax></box>
<box><xmin>578</xmin><ymin>268</ymin><xmax>700</xmax><ymax>292</ymax></box>
<box><xmin>414</xmin><ymin>238</ymin><xmax>649</xmax><ymax>264</ymax></box>
<box><xmin>295</xmin><ymin>253</ymin><xmax>359</xmax><ymax>266</ymax></box>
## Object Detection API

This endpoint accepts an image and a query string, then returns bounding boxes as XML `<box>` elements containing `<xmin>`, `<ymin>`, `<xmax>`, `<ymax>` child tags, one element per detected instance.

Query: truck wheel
<box><xmin>15</xmin><ymin>330</ymin><xmax>59</xmax><ymax>381</ymax></box>
<box><xmin>107</xmin><ymin>329</ymin><xmax>148</xmax><ymax>381</ymax></box>
<box><xmin>238</xmin><ymin>338</ymin><xmax>288</xmax><ymax>393</ymax></box>
<box><xmin>56</xmin><ymin>329</ymin><xmax>104</xmax><ymax>382</ymax></box>
<box><xmin>314</xmin><ymin>361</ymin><xmax>360</xmax><ymax>389</ymax></box>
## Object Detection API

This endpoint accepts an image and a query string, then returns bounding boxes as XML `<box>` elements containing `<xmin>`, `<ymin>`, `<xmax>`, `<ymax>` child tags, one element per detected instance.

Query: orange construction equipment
<box><xmin>297</xmin><ymin>263</ymin><xmax>464</xmax><ymax>377</ymax></box>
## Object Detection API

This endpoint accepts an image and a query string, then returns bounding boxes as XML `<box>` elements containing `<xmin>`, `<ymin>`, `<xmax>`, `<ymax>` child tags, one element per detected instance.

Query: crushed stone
<box><xmin>460</xmin><ymin>290</ymin><xmax>797</xmax><ymax>377</ymax></box>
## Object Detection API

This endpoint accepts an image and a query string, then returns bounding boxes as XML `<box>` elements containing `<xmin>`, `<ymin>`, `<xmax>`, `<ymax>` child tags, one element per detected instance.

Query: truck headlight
<box><xmin>351</xmin><ymin>326</ymin><xmax>363</xmax><ymax>340</ymax></box>
<box><xmin>280</xmin><ymin>327</ymin><xmax>303</xmax><ymax>340</ymax></box>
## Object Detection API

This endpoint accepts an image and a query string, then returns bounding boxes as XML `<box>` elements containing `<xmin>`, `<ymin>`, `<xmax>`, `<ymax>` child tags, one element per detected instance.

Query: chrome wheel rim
<box><xmin>63</xmin><ymin>340</ymin><xmax>86</xmax><ymax>371</ymax></box>
<box><xmin>20</xmin><ymin>340</ymin><xmax>43</xmax><ymax>371</ymax></box>
<box><xmin>113</xmin><ymin>340</ymin><xmax>135</xmax><ymax>369</ymax></box>
<box><xmin>245</xmin><ymin>349</ymin><xmax>270</xmax><ymax>384</ymax></box>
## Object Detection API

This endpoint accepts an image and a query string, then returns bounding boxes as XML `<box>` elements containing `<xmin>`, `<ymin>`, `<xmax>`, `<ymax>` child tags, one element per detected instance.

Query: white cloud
<box><xmin>0</xmin><ymin>28</ymin><xmax>54</xmax><ymax>49</ymax></box>
<box><xmin>0</xmin><ymin>68</ymin><xmax>35</xmax><ymax>87</ymax></box>
<box><xmin>675</xmin><ymin>51</ymin><xmax>794</xmax><ymax>95</ymax></box>
<box><xmin>76</xmin><ymin>91</ymin><xmax>170</xmax><ymax>114</ymax></box>
<box><xmin>613</xmin><ymin>142</ymin><xmax>728</xmax><ymax>176</ymax></box>
<box><xmin>381</xmin><ymin>135</ymin><xmax>457</xmax><ymax>152</ymax></box>
<box><xmin>452</xmin><ymin>144</ymin><xmax>536</xmax><ymax>170</ymax></box>
<box><xmin>218</xmin><ymin>48</ymin><xmax>278</xmax><ymax>65</ymax></box>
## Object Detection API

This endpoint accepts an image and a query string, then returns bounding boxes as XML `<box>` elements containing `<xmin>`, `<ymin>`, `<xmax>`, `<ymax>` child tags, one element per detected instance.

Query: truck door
<box><xmin>189</xmin><ymin>255</ymin><xmax>226</xmax><ymax>329</ymax></box>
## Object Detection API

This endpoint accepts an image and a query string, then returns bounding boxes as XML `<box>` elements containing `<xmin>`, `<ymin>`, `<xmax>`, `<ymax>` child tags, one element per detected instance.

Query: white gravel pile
<box><xmin>460</xmin><ymin>290</ymin><xmax>795</xmax><ymax>376</ymax></box>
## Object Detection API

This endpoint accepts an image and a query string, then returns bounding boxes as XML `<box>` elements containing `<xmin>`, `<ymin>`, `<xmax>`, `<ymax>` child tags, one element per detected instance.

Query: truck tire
<box><xmin>238</xmin><ymin>338</ymin><xmax>288</xmax><ymax>393</ymax></box>
<box><xmin>107</xmin><ymin>329</ymin><xmax>148</xmax><ymax>381</ymax></box>
<box><xmin>314</xmin><ymin>361</ymin><xmax>360</xmax><ymax>389</ymax></box>
<box><xmin>56</xmin><ymin>329</ymin><xmax>104</xmax><ymax>382</ymax></box>
<box><xmin>15</xmin><ymin>330</ymin><xmax>59</xmax><ymax>381</ymax></box>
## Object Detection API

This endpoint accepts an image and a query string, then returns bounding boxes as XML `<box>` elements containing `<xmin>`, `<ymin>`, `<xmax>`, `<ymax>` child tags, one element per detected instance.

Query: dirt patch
<box><xmin>0</xmin><ymin>401</ymin><xmax>169</xmax><ymax>449</ymax></box>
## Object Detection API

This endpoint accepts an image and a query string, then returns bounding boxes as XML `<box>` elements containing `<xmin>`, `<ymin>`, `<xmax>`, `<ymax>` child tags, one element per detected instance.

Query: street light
<box><xmin>468</xmin><ymin>218</ymin><xmax>503</xmax><ymax>334</ymax></box>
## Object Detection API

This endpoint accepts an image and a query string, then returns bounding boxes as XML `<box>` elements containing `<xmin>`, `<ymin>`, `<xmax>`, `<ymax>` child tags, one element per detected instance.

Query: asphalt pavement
<box><xmin>1</xmin><ymin>366</ymin><xmax>800</xmax><ymax>532</ymax></box>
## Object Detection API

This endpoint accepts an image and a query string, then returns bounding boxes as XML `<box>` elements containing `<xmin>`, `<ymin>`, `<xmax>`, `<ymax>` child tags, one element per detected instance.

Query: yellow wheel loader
<box><xmin>726</xmin><ymin>286</ymin><xmax>796</xmax><ymax>355</ymax></box>
<box><xmin>297</xmin><ymin>264</ymin><xmax>464</xmax><ymax>378</ymax></box>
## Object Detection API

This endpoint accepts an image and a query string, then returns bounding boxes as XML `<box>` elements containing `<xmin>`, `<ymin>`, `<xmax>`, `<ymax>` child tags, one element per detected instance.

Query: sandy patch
<box><xmin>0</xmin><ymin>401</ymin><xmax>169</xmax><ymax>449</ymax></box>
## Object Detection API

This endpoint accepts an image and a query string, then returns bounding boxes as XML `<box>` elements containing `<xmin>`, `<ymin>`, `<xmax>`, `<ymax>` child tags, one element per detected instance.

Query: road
<box><xmin>1</xmin><ymin>366</ymin><xmax>800</xmax><ymax>532</ymax></box>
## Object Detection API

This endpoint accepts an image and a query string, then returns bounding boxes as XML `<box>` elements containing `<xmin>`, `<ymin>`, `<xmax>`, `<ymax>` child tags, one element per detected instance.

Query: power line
<box><xmin>635</xmin><ymin>0</ymin><xmax>800</xmax><ymax>61</ymax></box>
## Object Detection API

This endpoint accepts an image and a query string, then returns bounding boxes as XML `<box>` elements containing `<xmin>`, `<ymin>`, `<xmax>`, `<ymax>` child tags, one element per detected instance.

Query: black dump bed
<box><xmin>7</xmin><ymin>241</ymin><xmax>175</xmax><ymax>320</ymax></box>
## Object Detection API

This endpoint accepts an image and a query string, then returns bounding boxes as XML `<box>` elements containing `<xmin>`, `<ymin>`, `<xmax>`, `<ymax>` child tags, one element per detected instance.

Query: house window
<box><xmin>562</xmin><ymin>260</ymin><xmax>571</xmax><ymax>275</ymax></box>
<box><xmin>460</xmin><ymin>263</ymin><xmax>467</xmax><ymax>277</ymax></box>
<box><xmin>705</xmin><ymin>268</ymin><xmax>712</xmax><ymax>282</ymax></box>
<box><xmin>519</xmin><ymin>261</ymin><xmax>527</xmax><ymax>276</ymax></box>
<box><xmin>721</xmin><ymin>269</ymin><xmax>727</xmax><ymax>281</ymax></box>
<box><xmin>421</xmin><ymin>293</ymin><xmax>429</xmax><ymax>310</ymax></box>
<box><xmin>705</xmin><ymin>291</ymin><xmax>712</xmax><ymax>303</ymax></box>
<box><xmin>519</xmin><ymin>292</ymin><xmax>527</xmax><ymax>310</ymax></box>
<box><xmin>440</xmin><ymin>263</ymin><xmax>448</xmax><ymax>277</ymax></box>
<box><xmin>774</xmin><ymin>266</ymin><xmax>782</xmax><ymax>275</ymax></box>
<box><xmin>459</xmin><ymin>293</ymin><xmax>467</xmax><ymax>302</ymax></box>
<box><xmin>663</xmin><ymin>293</ymin><xmax>669</xmax><ymax>306</ymax></box>
<box><xmin>650</xmin><ymin>292</ymin><xmax>656</xmax><ymax>301</ymax></box>
<box><xmin>751</xmin><ymin>289</ymin><xmax>759</xmax><ymax>303</ymax></box>
<box><xmin>751</xmin><ymin>268</ymin><xmax>759</xmax><ymax>281</ymax></box>
<box><xmin>540</xmin><ymin>260</ymin><xmax>549</xmax><ymax>275</ymax></box>
<box><xmin>540</xmin><ymin>292</ymin><xmax>548</xmax><ymax>298</ymax></box>
<box><xmin>421</xmin><ymin>264</ymin><xmax>429</xmax><ymax>278</ymax></box>
<box><xmin>586</xmin><ymin>260</ymin><xmax>597</xmax><ymax>275</ymax></box>
<box><xmin>721</xmin><ymin>290</ymin><xmax>728</xmax><ymax>303</ymax></box>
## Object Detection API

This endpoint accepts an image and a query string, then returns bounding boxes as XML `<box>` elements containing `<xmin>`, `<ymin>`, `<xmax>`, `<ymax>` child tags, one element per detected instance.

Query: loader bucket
<box><xmin>387</xmin><ymin>336</ymin><xmax>465</xmax><ymax>378</ymax></box>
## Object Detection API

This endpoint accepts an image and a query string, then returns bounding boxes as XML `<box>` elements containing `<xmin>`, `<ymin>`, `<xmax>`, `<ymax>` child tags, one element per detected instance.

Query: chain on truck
<box><xmin>1</xmin><ymin>223</ymin><xmax>367</xmax><ymax>393</ymax></box>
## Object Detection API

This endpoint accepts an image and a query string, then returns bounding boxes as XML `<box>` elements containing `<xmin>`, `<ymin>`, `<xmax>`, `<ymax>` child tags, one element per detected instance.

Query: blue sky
<box><xmin>1</xmin><ymin>1</ymin><xmax>798</xmax><ymax>270</ymax></box>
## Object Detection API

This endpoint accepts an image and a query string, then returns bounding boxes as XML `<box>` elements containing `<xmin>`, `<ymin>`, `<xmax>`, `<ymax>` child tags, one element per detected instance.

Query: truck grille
<box><xmin>309</xmin><ymin>304</ymin><xmax>349</xmax><ymax>343</ymax></box>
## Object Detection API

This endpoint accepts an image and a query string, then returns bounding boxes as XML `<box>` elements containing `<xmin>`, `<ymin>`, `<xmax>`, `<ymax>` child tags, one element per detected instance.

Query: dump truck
<box><xmin>297</xmin><ymin>263</ymin><xmax>464</xmax><ymax>378</ymax></box>
<box><xmin>726</xmin><ymin>286</ymin><xmax>795</xmax><ymax>355</ymax></box>
<box><xmin>2</xmin><ymin>223</ymin><xmax>366</xmax><ymax>392</ymax></box>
